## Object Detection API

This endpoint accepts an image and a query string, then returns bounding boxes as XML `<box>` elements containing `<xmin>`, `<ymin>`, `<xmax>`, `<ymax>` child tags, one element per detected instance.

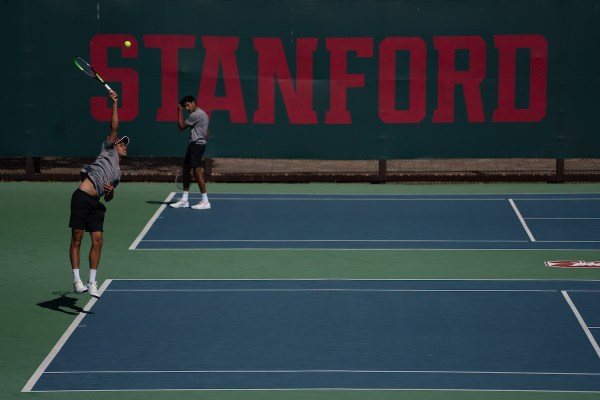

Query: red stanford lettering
<box><xmin>89</xmin><ymin>34</ymin><xmax>548</xmax><ymax>125</ymax></box>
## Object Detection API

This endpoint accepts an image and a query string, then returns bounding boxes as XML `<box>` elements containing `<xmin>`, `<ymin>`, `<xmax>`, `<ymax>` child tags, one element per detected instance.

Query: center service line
<box><xmin>562</xmin><ymin>291</ymin><xmax>600</xmax><ymax>358</ymax></box>
<box><xmin>509</xmin><ymin>199</ymin><xmax>536</xmax><ymax>242</ymax></box>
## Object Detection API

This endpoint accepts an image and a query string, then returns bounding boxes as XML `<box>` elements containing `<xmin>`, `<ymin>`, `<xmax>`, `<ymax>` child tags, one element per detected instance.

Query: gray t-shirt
<box><xmin>80</xmin><ymin>141</ymin><xmax>121</xmax><ymax>197</ymax></box>
<box><xmin>186</xmin><ymin>108</ymin><xmax>209</xmax><ymax>145</ymax></box>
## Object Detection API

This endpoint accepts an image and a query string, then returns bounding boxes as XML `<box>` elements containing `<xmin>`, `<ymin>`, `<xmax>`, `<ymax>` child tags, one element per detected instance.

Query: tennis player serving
<box><xmin>170</xmin><ymin>95</ymin><xmax>211</xmax><ymax>210</ymax></box>
<box><xmin>68</xmin><ymin>90</ymin><xmax>129</xmax><ymax>297</ymax></box>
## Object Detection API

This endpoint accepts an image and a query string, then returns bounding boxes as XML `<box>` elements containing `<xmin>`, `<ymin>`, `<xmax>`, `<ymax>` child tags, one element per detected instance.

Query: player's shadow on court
<box><xmin>37</xmin><ymin>291</ymin><xmax>93</xmax><ymax>315</ymax></box>
<box><xmin>146</xmin><ymin>200</ymin><xmax>173</xmax><ymax>205</ymax></box>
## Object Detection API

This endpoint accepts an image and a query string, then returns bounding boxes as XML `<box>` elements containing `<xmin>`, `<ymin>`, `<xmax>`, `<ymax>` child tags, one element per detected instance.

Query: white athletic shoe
<box><xmin>73</xmin><ymin>280</ymin><xmax>87</xmax><ymax>293</ymax></box>
<box><xmin>87</xmin><ymin>281</ymin><xmax>99</xmax><ymax>297</ymax></box>
<box><xmin>191</xmin><ymin>201</ymin><xmax>211</xmax><ymax>210</ymax></box>
<box><xmin>170</xmin><ymin>200</ymin><xmax>190</xmax><ymax>208</ymax></box>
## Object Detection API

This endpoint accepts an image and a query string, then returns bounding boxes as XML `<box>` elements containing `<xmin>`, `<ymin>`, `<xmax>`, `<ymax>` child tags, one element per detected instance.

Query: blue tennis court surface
<box><xmin>26</xmin><ymin>279</ymin><xmax>600</xmax><ymax>392</ymax></box>
<box><xmin>131</xmin><ymin>193</ymin><xmax>600</xmax><ymax>250</ymax></box>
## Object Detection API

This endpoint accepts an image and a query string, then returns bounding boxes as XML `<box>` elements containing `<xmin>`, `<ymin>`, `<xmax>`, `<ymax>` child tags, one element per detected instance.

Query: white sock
<box><xmin>73</xmin><ymin>269</ymin><xmax>81</xmax><ymax>282</ymax></box>
<box><xmin>89</xmin><ymin>269</ymin><xmax>97</xmax><ymax>283</ymax></box>
<box><xmin>182</xmin><ymin>191</ymin><xmax>189</xmax><ymax>202</ymax></box>
<box><xmin>202</xmin><ymin>193</ymin><xmax>208</xmax><ymax>202</ymax></box>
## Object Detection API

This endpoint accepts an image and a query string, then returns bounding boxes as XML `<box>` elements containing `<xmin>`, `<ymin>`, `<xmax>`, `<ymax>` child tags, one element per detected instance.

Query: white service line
<box><xmin>40</xmin><ymin>369</ymin><xmax>600</xmax><ymax>376</ymax></box>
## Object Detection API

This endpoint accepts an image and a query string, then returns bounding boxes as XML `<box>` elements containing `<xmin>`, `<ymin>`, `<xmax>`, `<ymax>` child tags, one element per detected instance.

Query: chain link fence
<box><xmin>1</xmin><ymin>157</ymin><xmax>600</xmax><ymax>183</ymax></box>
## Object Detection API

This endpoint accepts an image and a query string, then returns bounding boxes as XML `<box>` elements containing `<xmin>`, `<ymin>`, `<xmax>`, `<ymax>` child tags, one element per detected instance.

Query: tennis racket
<box><xmin>175</xmin><ymin>171</ymin><xmax>195</xmax><ymax>191</ymax></box>
<box><xmin>72</xmin><ymin>56</ymin><xmax>113</xmax><ymax>92</ymax></box>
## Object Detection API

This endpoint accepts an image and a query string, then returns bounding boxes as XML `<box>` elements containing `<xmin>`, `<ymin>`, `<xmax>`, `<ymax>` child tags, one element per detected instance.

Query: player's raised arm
<box><xmin>107</xmin><ymin>91</ymin><xmax>119</xmax><ymax>143</ymax></box>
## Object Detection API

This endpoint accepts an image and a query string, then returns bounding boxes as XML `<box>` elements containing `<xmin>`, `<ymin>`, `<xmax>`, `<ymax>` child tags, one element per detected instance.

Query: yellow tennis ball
<box><xmin>124</xmin><ymin>40</ymin><xmax>131</xmax><ymax>48</ymax></box>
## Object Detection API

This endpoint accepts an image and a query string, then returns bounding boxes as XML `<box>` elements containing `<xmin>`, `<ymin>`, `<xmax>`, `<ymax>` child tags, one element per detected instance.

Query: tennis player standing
<box><xmin>170</xmin><ymin>95</ymin><xmax>211</xmax><ymax>210</ymax></box>
<box><xmin>68</xmin><ymin>90</ymin><xmax>129</xmax><ymax>297</ymax></box>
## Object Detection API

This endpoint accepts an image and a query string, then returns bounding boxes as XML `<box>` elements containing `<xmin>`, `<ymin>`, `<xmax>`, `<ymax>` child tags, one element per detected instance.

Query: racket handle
<box><xmin>104</xmin><ymin>83</ymin><xmax>113</xmax><ymax>92</ymax></box>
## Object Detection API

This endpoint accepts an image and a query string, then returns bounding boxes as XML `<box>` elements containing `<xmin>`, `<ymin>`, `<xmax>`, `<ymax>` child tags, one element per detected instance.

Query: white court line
<box><xmin>561</xmin><ymin>291</ymin><xmax>600</xmax><ymax>359</ymax></box>
<box><xmin>129</xmin><ymin>193</ymin><xmax>176</xmax><ymax>250</ymax></box>
<box><xmin>133</xmin><ymin>247</ymin><xmax>599</xmax><ymax>252</ymax></box>
<box><xmin>508</xmin><ymin>199</ymin><xmax>536</xmax><ymax>242</ymax></box>
<box><xmin>536</xmin><ymin>240</ymin><xmax>600</xmax><ymax>243</ymax></box>
<box><xmin>526</xmin><ymin>218</ymin><xmax>600</xmax><ymax>220</ymax></box>
<box><xmin>40</xmin><ymin>369</ymin><xmax>600</xmax><ymax>376</ymax></box>
<box><xmin>21</xmin><ymin>280</ymin><xmax>112</xmax><ymax>392</ymax></box>
<box><xmin>107</xmin><ymin>278</ymin><xmax>600</xmax><ymax>282</ymax></box>
<box><xmin>183</xmin><ymin>195</ymin><xmax>600</xmax><ymax>201</ymax></box>
<box><xmin>139</xmin><ymin>239</ymin><xmax>528</xmax><ymax>243</ymax></box>
<box><xmin>186</xmin><ymin>197</ymin><xmax>509</xmax><ymax>201</ymax></box>
<box><xmin>515</xmin><ymin>198</ymin><xmax>600</xmax><ymax>201</ymax></box>
<box><xmin>104</xmin><ymin>288</ymin><xmax>556</xmax><ymax>292</ymax></box>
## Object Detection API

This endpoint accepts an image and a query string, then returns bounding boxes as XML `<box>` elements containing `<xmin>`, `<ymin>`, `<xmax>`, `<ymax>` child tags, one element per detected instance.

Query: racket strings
<box><xmin>73</xmin><ymin>57</ymin><xmax>95</xmax><ymax>78</ymax></box>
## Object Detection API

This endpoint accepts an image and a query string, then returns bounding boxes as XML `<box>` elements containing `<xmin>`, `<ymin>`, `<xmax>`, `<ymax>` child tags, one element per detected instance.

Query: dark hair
<box><xmin>179</xmin><ymin>95</ymin><xmax>196</xmax><ymax>106</ymax></box>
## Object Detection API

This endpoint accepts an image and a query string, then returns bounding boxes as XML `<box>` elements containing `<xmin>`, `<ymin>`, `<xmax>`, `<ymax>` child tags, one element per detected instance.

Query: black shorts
<box><xmin>68</xmin><ymin>189</ymin><xmax>106</xmax><ymax>232</ymax></box>
<box><xmin>184</xmin><ymin>142</ymin><xmax>206</xmax><ymax>168</ymax></box>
